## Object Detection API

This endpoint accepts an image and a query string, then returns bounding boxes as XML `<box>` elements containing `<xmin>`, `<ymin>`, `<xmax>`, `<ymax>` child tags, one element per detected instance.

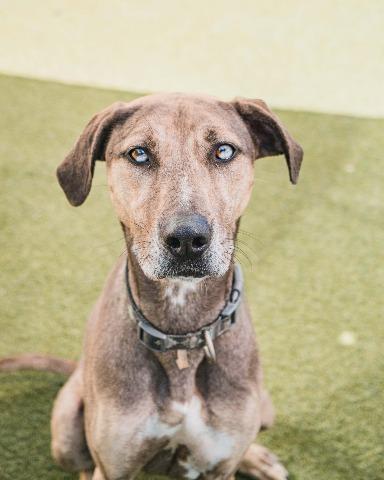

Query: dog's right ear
<box><xmin>57</xmin><ymin>102</ymin><xmax>133</xmax><ymax>206</ymax></box>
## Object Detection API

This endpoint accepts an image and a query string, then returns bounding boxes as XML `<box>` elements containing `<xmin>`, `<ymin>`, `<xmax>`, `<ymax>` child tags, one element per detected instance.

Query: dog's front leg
<box><xmin>51</xmin><ymin>367</ymin><xmax>93</xmax><ymax>472</ymax></box>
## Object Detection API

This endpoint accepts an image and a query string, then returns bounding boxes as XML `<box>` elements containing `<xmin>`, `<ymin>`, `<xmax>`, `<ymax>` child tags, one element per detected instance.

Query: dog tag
<box><xmin>176</xmin><ymin>350</ymin><xmax>189</xmax><ymax>370</ymax></box>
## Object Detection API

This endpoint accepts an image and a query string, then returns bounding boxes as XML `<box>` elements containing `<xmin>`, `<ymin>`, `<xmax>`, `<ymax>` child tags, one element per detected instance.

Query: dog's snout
<box><xmin>163</xmin><ymin>214</ymin><xmax>212</xmax><ymax>259</ymax></box>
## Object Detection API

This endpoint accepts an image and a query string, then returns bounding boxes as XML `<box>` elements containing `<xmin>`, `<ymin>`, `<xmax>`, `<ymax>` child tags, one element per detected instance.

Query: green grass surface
<box><xmin>0</xmin><ymin>74</ymin><xmax>383</xmax><ymax>479</ymax></box>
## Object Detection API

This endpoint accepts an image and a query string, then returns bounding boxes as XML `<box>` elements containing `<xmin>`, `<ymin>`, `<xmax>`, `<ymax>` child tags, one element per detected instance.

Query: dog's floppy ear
<box><xmin>232</xmin><ymin>98</ymin><xmax>303</xmax><ymax>184</ymax></box>
<box><xmin>57</xmin><ymin>102</ymin><xmax>132</xmax><ymax>206</ymax></box>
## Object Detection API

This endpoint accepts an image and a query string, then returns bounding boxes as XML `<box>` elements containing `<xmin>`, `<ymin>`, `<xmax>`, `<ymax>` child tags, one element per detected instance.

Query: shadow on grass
<box><xmin>0</xmin><ymin>371</ymin><xmax>74</xmax><ymax>480</ymax></box>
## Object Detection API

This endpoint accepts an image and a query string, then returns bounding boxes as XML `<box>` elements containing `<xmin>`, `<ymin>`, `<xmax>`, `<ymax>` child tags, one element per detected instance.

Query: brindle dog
<box><xmin>1</xmin><ymin>94</ymin><xmax>303</xmax><ymax>480</ymax></box>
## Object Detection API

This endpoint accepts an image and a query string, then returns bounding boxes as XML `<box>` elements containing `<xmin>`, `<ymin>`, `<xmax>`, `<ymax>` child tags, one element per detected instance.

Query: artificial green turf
<box><xmin>0</xmin><ymin>74</ymin><xmax>383</xmax><ymax>480</ymax></box>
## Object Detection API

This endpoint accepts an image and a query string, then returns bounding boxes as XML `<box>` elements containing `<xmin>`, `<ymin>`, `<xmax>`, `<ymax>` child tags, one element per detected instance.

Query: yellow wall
<box><xmin>0</xmin><ymin>0</ymin><xmax>383</xmax><ymax>117</ymax></box>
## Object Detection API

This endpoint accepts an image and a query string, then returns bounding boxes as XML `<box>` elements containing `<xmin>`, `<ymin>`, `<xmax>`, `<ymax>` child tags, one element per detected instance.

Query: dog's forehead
<box><xmin>131</xmin><ymin>92</ymin><xmax>229</xmax><ymax>116</ymax></box>
<box><xmin>124</xmin><ymin>93</ymin><xmax>245</xmax><ymax>140</ymax></box>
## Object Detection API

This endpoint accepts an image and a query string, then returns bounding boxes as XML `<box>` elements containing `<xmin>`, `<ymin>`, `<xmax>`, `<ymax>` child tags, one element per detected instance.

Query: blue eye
<box><xmin>215</xmin><ymin>144</ymin><xmax>236</xmax><ymax>162</ymax></box>
<box><xmin>128</xmin><ymin>147</ymin><xmax>150</xmax><ymax>164</ymax></box>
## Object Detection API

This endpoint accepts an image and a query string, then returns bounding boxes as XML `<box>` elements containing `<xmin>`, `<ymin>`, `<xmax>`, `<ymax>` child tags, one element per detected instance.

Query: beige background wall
<box><xmin>0</xmin><ymin>0</ymin><xmax>383</xmax><ymax>117</ymax></box>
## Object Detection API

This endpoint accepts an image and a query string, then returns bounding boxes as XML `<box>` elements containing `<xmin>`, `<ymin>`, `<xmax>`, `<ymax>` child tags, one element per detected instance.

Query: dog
<box><xmin>1</xmin><ymin>93</ymin><xmax>303</xmax><ymax>480</ymax></box>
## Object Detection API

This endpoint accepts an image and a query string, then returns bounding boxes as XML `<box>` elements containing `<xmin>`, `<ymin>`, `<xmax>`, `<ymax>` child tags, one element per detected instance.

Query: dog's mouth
<box><xmin>154</xmin><ymin>243</ymin><xmax>233</xmax><ymax>280</ymax></box>
<box><xmin>132</xmin><ymin>243</ymin><xmax>231</xmax><ymax>281</ymax></box>
<box><xmin>160</xmin><ymin>259</ymin><xmax>210</xmax><ymax>279</ymax></box>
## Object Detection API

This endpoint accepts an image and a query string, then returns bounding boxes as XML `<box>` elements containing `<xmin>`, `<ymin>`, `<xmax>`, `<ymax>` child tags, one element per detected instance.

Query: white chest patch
<box><xmin>141</xmin><ymin>395</ymin><xmax>234</xmax><ymax>477</ymax></box>
<box><xmin>163</xmin><ymin>279</ymin><xmax>200</xmax><ymax>307</ymax></box>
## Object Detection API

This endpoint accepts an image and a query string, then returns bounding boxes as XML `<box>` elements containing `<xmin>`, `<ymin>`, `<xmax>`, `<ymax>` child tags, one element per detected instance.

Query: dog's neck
<box><xmin>126</xmin><ymin>253</ymin><xmax>234</xmax><ymax>335</ymax></box>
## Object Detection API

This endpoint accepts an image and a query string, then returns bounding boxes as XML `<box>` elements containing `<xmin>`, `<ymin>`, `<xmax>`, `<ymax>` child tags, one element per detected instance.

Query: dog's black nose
<box><xmin>163</xmin><ymin>214</ymin><xmax>212</xmax><ymax>259</ymax></box>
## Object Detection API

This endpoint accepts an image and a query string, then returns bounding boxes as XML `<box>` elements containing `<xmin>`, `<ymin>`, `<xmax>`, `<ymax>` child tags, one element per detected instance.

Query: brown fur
<box><xmin>2</xmin><ymin>93</ymin><xmax>302</xmax><ymax>480</ymax></box>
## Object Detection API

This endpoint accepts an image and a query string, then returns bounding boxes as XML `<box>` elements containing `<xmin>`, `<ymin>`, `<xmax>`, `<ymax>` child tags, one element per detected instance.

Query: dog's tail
<box><xmin>0</xmin><ymin>354</ymin><xmax>77</xmax><ymax>376</ymax></box>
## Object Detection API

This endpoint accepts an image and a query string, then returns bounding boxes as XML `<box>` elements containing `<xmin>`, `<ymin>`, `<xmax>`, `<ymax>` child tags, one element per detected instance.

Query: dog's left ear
<box><xmin>231</xmin><ymin>98</ymin><xmax>303</xmax><ymax>184</ymax></box>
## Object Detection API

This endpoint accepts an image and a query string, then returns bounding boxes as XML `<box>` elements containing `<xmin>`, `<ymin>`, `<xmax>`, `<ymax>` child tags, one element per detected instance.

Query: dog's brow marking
<box><xmin>204</xmin><ymin>128</ymin><xmax>218</xmax><ymax>144</ymax></box>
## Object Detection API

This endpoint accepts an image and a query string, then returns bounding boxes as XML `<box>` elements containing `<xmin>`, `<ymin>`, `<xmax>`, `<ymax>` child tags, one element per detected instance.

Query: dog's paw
<box><xmin>237</xmin><ymin>443</ymin><xmax>288</xmax><ymax>480</ymax></box>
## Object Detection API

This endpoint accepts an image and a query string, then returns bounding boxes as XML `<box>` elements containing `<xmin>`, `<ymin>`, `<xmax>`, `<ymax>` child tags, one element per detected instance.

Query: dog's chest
<box><xmin>141</xmin><ymin>395</ymin><xmax>234</xmax><ymax>478</ymax></box>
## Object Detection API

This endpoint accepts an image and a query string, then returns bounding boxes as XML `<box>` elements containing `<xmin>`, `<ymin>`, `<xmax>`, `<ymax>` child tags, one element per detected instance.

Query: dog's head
<box><xmin>57</xmin><ymin>94</ymin><xmax>303</xmax><ymax>280</ymax></box>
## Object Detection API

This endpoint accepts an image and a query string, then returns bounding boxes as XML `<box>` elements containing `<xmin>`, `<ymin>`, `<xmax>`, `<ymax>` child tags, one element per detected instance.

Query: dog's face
<box><xmin>107</xmin><ymin>95</ymin><xmax>257</xmax><ymax>280</ymax></box>
<box><xmin>57</xmin><ymin>94</ymin><xmax>302</xmax><ymax>280</ymax></box>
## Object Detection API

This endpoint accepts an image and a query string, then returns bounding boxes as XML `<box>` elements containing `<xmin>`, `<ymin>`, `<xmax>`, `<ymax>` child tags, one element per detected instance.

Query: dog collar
<box><xmin>125</xmin><ymin>263</ymin><xmax>243</xmax><ymax>359</ymax></box>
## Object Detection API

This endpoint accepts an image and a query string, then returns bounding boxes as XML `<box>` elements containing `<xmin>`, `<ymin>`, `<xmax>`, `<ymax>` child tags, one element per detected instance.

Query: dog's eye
<box><xmin>215</xmin><ymin>144</ymin><xmax>236</xmax><ymax>162</ymax></box>
<box><xmin>128</xmin><ymin>147</ymin><xmax>150</xmax><ymax>164</ymax></box>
